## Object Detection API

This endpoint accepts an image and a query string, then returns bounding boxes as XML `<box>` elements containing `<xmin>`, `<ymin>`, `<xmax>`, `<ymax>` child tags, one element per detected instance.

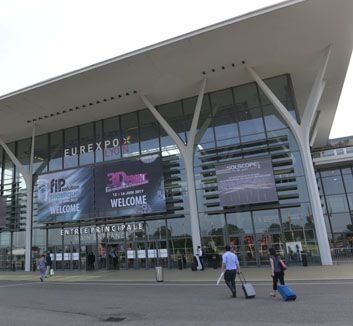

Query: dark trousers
<box><xmin>224</xmin><ymin>269</ymin><xmax>237</xmax><ymax>294</ymax></box>
<box><xmin>272</xmin><ymin>271</ymin><xmax>285</xmax><ymax>290</ymax></box>
<box><xmin>199</xmin><ymin>256</ymin><xmax>204</xmax><ymax>270</ymax></box>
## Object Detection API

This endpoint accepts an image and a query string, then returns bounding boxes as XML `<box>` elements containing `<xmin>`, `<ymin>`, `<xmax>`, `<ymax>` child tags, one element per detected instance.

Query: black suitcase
<box><xmin>239</xmin><ymin>272</ymin><xmax>256</xmax><ymax>299</ymax></box>
<box><xmin>191</xmin><ymin>256</ymin><xmax>197</xmax><ymax>271</ymax></box>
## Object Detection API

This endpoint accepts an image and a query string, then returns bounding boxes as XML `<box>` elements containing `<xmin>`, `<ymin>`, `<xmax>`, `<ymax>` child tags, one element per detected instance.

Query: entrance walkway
<box><xmin>1</xmin><ymin>264</ymin><xmax>353</xmax><ymax>282</ymax></box>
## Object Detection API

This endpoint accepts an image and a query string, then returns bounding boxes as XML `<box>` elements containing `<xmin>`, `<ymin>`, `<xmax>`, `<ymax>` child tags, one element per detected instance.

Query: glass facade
<box><xmin>316</xmin><ymin>167</ymin><xmax>353</xmax><ymax>249</ymax></box>
<box><xmin>0</xmin><ymin>73</ymin><xmax>337</xmax><ymax>270</ymax></box>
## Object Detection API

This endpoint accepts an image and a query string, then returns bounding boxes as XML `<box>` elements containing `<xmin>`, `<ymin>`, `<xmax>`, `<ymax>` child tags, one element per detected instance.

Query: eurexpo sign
<box><xmin>64</xmin><ymin>136</ymin><xmax>131</xmax><ymax>157</ymax></box>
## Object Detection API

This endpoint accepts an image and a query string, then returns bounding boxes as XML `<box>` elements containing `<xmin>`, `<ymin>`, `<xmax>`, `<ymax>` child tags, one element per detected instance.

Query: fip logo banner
<box><xmin>37</xmin><ymin>167</ymin><xmax>93</xmax><ymax>222</ymax></box>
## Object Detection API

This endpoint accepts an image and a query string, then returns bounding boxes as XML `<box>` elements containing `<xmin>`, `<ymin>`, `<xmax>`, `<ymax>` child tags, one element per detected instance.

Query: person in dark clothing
<box><xmin>90</xmin><ymin>252</ymin><xmax>95</xmax><ymax>270</ymax></box>
<box><xmin>45</xmin><ymin>252</ymin><xmax>52</xmax><ymax>278</ymax></box>
<box><xmin>269</xmin><ymin>247</ymin><xmax>286</xmax><ymax>297</ymax></box>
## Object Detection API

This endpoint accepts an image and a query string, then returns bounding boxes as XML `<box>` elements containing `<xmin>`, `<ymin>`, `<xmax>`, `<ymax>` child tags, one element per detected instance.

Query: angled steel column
<box><xmin>245</xmin><ymin>46</ymin><xmax>333</xmax><ymax>265</ymax></box>
<box><xmin>0</xmin><ymin>124</ymin><xmax>36</xmax><ymax>271</ymax></box>
<box><xmin>140</xmin><ymin>79</ymin><xmax>206</xmax><ymax>261</ymax></box>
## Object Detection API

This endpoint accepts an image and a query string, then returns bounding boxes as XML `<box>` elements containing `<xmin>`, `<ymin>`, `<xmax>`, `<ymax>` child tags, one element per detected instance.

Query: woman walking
<box><xmin>269</xmin><ymin>247</ymin><xmax>286</xmax><ymax>297</ymax></box>
<box><xmin>38</xmin><ymin>254</ymin><xmax>46</xmax><ymax>282</ymax></box>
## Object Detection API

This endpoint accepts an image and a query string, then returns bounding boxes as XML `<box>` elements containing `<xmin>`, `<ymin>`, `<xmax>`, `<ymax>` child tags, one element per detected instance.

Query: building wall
<box><xmin>0</xmin><ymin>74</ymin><xmax>328</xmax><ymax>269</ymax></box>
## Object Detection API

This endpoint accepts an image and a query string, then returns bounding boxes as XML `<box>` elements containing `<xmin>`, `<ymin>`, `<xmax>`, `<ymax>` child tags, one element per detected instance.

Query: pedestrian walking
<box><xmin>221</xmin><ymin>245</ymin><xmax>240</xmax><ymax>297</ymax></box>
<box><xmin>269</xmin><ymin>247</ymin><xmax>286</xmax><ymax>297</ymax></box>
<box><xmin>38</xmin><ymin>255</ymin><xmax>46</xmax><ymax>282</ymax></box>
<box><xmin>197</xmin><ymin>246</ymin><xmax>204</xmax><ymax>270</ymax></box>
<box><xmin>45</xmin><ymin>252</ymin><xmax>52</xmax><ymax>277</ymax></box>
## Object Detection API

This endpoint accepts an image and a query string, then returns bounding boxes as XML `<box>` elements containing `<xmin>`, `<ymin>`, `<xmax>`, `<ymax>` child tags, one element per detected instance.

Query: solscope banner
<box><xmin>216</xmin><ymin>157</ymin><xmax>278</xmax><ymax>207</ymax></box>
<box><xmin>95</xmin><ymin>154</ymin><xmax>166</xmax><ymax>217</ymax></box>
<box><xmin>37</xmin><ymin>167</ymin><xmax>93</xmax><ymax>222</ymax></box>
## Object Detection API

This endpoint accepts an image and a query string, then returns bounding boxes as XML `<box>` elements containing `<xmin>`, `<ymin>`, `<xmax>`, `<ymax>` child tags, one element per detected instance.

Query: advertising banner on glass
<box><xmin>216</xmin><ymin>157</ymin><xmax>278</xmax><ymax>206</ymax></box>
<box><xmin>0</xmin><ymin>196</ymin><xmax>6</xmax><ymax>228</ymax></box>
<box><xmin>37</xmin><ymin>167</ymin><xmax>93</xmax><ymax>222</ymax></box>
<box><xmin>95</xmin><ymin>154</ymin><xmax>166</xmax><ymax>217</ymax></box>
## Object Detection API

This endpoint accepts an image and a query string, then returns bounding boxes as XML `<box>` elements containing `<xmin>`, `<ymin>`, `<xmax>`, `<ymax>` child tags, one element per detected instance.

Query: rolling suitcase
<box><xmin>191</xmin><ymin>256</ymin><xmax>198</xmax><ymax>271</ymax></box>
<box><xmin>277</xmin><ymin>284</ymin><xmax>296</xmax><ymax>301</ymax></box>
<box><xmin>239</xmin><ymin>272</ymin><xmax>256</xmax><ymax>299</ymax></box>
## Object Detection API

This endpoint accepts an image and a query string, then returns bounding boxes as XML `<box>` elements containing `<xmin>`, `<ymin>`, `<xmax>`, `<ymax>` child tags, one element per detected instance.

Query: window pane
<box><xmin>95</xmin><ymin>121</ymin><xmax>103</xmax><ymax>163</ymax></box>
<box><xmin>64</xmin><ymin>127</ymin><xmax>78</xmax><ymax>169</ymax></box>
<box><xmin>322</xmin><ymin>175</ymin><xmax>345</xmax><ymax>195</ymax></box>
<box><xmin>343</xmin><ymin>174</ymin><xmax>353</xmax><ymax>193</ymax></box>
<box><xmin>184</xmin><ymin>95</ymin><xmax>215</xmax><ymax>146</ymax></box>
<box><xmin>263</xmin><ymin>105</ymin><xmax>286</xmax><ymax>131</ymax></box>
<box><xmin>103</xmin><ymin>117</ymin><xmax>121</xmax><ymax>161</ymax></box>
<box><xmin>233</xmin><ymin>82</ymin><xmax>259</xmax><ymax>109</ymax></box>
<box><xmin>253</xmin><ymin>209</ymin><xmax>280</xmax><ymax>233</ymax></box>
<box><xmin>49</xmin><ymin>131</ymin><xmax>63</xmax><ymax>171</ymax></box>
<box><xmin>259</xmin><ymin>75</ymin><xmax>290</xmax><ymax>105</ymax></box>
<box><xmin>326</xmin><ymin>195</ymin><xmax>349</xmax><ymax>213</ymax></box>
<box><xmin>79</xmin><ymin>123</ymin><xmax>95</xmax><ymax>166</ymax></box>
<box><xmin>158</xmin><ymin>101</ymin><xmax>186</xmax><ymax>142</ymax></box>
<box><xmin>139</xmin><ymin>109</ymin><xmax>160</xmax><ymax>154</ymax></box>
<box><xmin>17</xmin><ymin>138</ymin><xmax>31</xmax><ymax>173</ymax></box>
<box><xmin>200</xmin><ymin>213</ymin><xmax>226</xmax><ymax>236</ymax></box>
<box><xmin>121</xmin><ymin>112</ymin><xmax>140</xmax><ymax>158</ymax></box>
<box><xmin>226</xmin><ymin>212</ymin><xmax>253</xmax><ymax>234</ymax></box>
<box><xmin>33</xmin><ymin>134</ymin><xmax>48</xmax><ymax>174</ymax></box>
<box><xmin>320</xmin><ymin>169</ymin><xmax>341</xmax><ymax>177</ymax></box>
<box><xmin>238</xmin><ymin>107</ymin><xmax>265</xmax><ymax>137</ymax></box>
<box><xmin>329</xmin><ymin>213</ymin><xmax>353</xmax><ymax>233</ymax></box>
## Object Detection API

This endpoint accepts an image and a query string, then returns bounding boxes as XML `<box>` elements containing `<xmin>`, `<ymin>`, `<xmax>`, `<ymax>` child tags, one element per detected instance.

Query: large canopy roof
<box><xmin>0</xmin><ymin>0</ymin><xmax>352</xmax><ymax>147</ymax></box>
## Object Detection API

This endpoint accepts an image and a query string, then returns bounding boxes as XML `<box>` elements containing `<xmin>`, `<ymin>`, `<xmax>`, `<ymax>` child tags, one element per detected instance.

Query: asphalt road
<box><xmin>0</xmin><ymin>279</ymin><xmax>352</xmax><ymax>326</ymax></box>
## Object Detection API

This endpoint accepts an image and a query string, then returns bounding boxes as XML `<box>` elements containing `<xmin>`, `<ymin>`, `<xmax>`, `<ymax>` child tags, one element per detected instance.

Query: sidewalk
<box><xmin>1</xmin><ymin>264</ymin><xmax>353</xmax><ymax>283</ymax></box>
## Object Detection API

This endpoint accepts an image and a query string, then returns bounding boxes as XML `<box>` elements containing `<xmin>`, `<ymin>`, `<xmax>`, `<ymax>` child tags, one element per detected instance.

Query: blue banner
<box><xmin>37</xmin><ymin>167</ymin><xmax>93</xmax><ymax>222</ymax></box>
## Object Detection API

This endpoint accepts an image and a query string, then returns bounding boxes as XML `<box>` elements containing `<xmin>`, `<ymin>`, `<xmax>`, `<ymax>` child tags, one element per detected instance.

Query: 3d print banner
<box><xmin>216</xmin><ymin>157</ymin><xmax>278</xmax><ymax>207</ymax></box>
<box><xmin>95</xmin><ymin>154</ymin><xmax>166</xmax><ymax>217</ymax></box>
<box><xmin>37</xmin><ymin>167</ymin><xmax>93</xmax><ymax>222</ymax></box>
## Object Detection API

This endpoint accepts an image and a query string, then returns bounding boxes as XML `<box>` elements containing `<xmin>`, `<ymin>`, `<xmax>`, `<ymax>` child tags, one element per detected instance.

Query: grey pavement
<box><xmin>1</xmin><ymin>263</ymin><xmax>353</xmax><ymax>283</ymax></box>
<box><xmin>0</xmin><ymin>264</ymin><xmax>353</xmax><ymax>325</ymax></box>
<box><xmin>0</xmin><ymin>278</ymin><xmax>353</xmax><ymax>325</ymax></box>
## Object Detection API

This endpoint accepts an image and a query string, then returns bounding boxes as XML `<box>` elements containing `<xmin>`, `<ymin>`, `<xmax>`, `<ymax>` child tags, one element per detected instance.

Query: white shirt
<box><xmin>222</xmin><ymin>251</ymin><xmax>239</xmax><ymax>270</ymax></box>
<box><xmin>197</xmin><ymin>248</ymin><xmax>203</xmax><ymax>257</ymax></box>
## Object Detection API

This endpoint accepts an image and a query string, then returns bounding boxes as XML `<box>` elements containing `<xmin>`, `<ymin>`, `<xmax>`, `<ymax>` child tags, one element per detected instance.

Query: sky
<box><xmin>0</xmin><ymin>0</ymin><xmax>352</xmax><ymax>139</ymax></box>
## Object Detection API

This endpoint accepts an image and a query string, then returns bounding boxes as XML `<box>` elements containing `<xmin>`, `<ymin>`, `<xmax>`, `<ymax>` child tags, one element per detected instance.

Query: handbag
<box><xmin>280</xmin><ymin>259</ymin><xmax>287</xmax><ymax>271</ymax></box>
<box><xmin>50</xmin><ymin>268</ymin><xmax>55</xmax><ymax>276</ymax></box>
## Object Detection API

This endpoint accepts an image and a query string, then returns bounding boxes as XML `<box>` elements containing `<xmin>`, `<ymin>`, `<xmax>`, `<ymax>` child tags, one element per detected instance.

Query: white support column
<box><xmin>140</xmin><ymin>79</ymin><xmax>206</xmax><ymax>259</ymax></box>
<box><xmin>0</xmin><ymin>124</ymin><xmax>36</xmax><ymax>272</ymax></box>
<box><xmin>25</xmin><ymin>125</ymin><xmax>36</xmax><ymax>271</ymax></box>
<box><xmin>245</xmin><ymin>46</ymin><xmax>333</xmax><ymax>265</ymax></box>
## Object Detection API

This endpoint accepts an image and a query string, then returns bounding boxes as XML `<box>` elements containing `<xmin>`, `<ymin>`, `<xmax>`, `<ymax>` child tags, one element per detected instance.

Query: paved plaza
<box><xmin>0</xmin><ymin>265</ymin><xmax>353</xmax><ymax>325</ymax></box>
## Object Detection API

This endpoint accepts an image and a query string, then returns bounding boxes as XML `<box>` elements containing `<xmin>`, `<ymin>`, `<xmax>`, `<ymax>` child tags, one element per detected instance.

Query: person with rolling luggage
<box><xmin>269</xmin><ymin>247</ymin><xmax>289</xmax><ymax>297</ymax></box>
<box><xmin>221</xmin><ymin>245</ymin><xmax>240</xmax><ymax>298</ymax></box>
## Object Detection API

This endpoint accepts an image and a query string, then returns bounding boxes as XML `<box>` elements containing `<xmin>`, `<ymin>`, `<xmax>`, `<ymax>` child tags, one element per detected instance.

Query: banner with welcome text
<box><xmin>37</xmin><ymin>167</ymin><xmax>93</xmax><ymax>222</ymax></box>
<box><xmin>95</xmin><ymin>154</ymin><xmax>166</xmax><ymax>217</ymax></box>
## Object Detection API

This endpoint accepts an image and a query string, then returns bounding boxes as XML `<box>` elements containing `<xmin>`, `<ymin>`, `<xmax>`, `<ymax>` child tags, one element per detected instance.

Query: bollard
<box><xmin>155</xmin><ymin>266</ymin><xmax>164</xmax><ymax>282</ymax></box>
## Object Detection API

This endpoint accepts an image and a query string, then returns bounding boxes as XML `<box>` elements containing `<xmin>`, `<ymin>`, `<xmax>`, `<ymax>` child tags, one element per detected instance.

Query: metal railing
<box><xmin>331</xmin><ymin>247</ymin><xmax>353</xmax><ymax>263</ymax></box>
<box><xmin>312</xmin><ymin>146</ymin><xmax>353</xmax><ymax>159</ymax></box>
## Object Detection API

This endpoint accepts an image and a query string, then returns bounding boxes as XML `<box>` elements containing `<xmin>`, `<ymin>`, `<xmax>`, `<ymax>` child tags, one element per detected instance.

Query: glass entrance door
<box><xmin>146</xmin><ymin>240</ymin><xmax>168</xmax><ymax>268</ymax></box>
<box><xmin>253</xmin><ymin>209</ymin><xmax>282</xmax><ymax>266</ymax></box>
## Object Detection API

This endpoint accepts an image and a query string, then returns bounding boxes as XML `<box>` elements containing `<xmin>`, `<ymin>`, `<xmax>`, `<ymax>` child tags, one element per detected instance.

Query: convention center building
<box><xmin>0</xmin><ymin>0</ymin><xmax>353</xmax><ymax>272</ymax></box>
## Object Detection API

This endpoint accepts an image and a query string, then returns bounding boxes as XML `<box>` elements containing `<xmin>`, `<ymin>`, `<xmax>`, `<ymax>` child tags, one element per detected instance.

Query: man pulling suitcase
<box><xmin>221</xmin><ymin>245</ymin><xmax>240</xmax><ymax>298</ymax></box>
